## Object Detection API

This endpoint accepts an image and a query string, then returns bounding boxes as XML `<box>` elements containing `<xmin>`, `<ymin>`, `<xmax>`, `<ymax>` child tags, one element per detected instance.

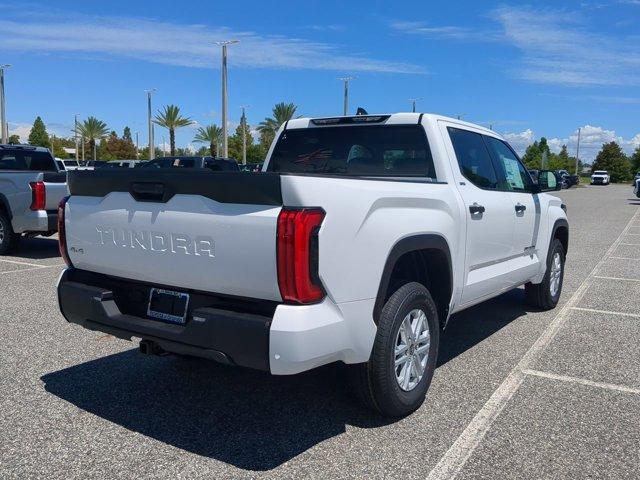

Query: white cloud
<box><xmin>502</xmin><ymin>129</ymin><xmax>535</xmax><ymax>154</ymax></box>
<box><xmin>392</xmin><ymin>6</ymin><xmax>640</xmax><ymax>86</ymax></box>
<box><xmin>491</xmin><ymin>6</ymin><xmax>640</xmax><ymax>86</ymax></box>
<box><xmin>390</xmin><ymin>21</ymin><xmax>501</xmax><ymax>41</ymax></box>
<box><xmin>503</xmin><ymin>125</ymin><xmax>640</xmax><ymax>162</ymax></box>
<box><xmin>8</xmin><ymin>123</ymin><xmax>31</xmax><ymax>142</ymax></box>
<box><xmin>0</xmin><ymin>7</ymin><xmax>422</xmax><ymax>74</ymax></box>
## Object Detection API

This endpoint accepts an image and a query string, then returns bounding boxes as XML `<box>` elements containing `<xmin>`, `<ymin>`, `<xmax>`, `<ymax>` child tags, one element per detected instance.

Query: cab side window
<box><xmin>448</xmin><ymin>127</ymin><xmax>498</xmax><ymax>189</ymax></box>
<box><xmin>483</xmin><ymin>136</ymin><xmax>532</xmax><ymax>193</ymax></box>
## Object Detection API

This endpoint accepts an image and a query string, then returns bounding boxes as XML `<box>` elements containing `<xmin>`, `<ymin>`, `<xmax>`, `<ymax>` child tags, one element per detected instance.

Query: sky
<box><xmin>0</xmin><ymin>0</ymin><xmax>639</xmax><ymax>162</ymax></box>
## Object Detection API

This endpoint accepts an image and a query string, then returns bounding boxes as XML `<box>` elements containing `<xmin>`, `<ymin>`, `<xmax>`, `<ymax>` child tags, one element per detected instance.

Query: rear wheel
<box><xmin>525</xmin><ymin>238</ymin><xmax>565</xmax><ymax>310</ymax></box>
<box><xmin>351</xmin><ymin>282</ymin><xmax>439</xmax><ymax>417</ymax></box>
<box><xmin>0</xmin><ymin>211</ymin><xmax>19</xmax><ymax>255</ymax></box>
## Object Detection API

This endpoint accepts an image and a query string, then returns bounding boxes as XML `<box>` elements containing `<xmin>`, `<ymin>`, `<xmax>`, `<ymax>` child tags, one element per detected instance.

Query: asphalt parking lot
<box><xmin>1</xmin><ymin>184</ymin><xmax>639</xmax><ymax>479</ymax></box>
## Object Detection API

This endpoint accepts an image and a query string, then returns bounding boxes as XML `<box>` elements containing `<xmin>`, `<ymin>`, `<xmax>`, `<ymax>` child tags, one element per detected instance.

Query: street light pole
<box><xmin>145</xmin><ymin>89</ymin><xmax>156</xmax><ymax>159</ymax></box>
<box><xmin>575</xmin><ymin>127</ymin><xmax>581</xmax><ymax>176</ymax></box>
<box><xmin>0</xmin><ymin>64</ymin><xmax>11</xmax><ymax>144</ymax></box>
<box><xmin>74</xmin><ymin>114</ymin><xmax>79</xmax><ymax>162</ymax></box>
<box><xmin>216</xmin><ymin>40</ymin><xmax>239</xmax><ymax>158</ymax></box>
<box><xmin>338</xmin><ymin>76</ymin><xmax>355</xmax><ymax>116</ymax></box>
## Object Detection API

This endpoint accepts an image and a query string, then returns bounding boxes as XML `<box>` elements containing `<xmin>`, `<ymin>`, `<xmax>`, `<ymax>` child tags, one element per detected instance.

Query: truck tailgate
<box><xmin>65</xmin><ymin>170</ymin><xmax>283</xmax><ymax>301</ymax></box>
<box><xmin>43</xmin><ymin>172</ymin><xmax>69</xmax><ymax>210</ymax></box>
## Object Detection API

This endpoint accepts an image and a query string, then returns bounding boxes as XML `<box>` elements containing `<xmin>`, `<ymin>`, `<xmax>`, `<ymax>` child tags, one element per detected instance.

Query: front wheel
<box><xmin>351</xmin><ymin>282</ymin><xmax>439</xmax><ymax>417</ymax></box>
<box><xmin>525</xmin><ymin>238</ymin><xmax>565</xmax><ymax>310</ymax></box>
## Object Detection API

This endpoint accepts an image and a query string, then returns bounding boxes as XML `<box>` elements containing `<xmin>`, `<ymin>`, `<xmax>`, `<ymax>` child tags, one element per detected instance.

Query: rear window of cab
<box><xmin>268</xmin><ymin>125</ymin><xmax>437</xmax><ymax>180</ymax></box>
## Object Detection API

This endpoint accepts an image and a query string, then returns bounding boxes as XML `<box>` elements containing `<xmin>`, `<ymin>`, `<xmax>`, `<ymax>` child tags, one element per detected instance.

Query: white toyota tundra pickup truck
<box><xmin>57</xmin><ymin>113</ymin><xmax>568</xmax><ymax>417</ymax></box>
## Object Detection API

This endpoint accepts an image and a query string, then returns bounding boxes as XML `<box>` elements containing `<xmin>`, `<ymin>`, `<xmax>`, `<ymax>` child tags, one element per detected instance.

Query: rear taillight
<box><xmin>277</xmin><ymin>208</ymin><xmax>325</xmax><ymax>304</ymax></box>
<box><xmin>29</xmin><ymin>181</ymin><xmax>46</xmax><ymax>211</ymax></box>
<box><xmin>57</xmin><ymin>196</ymin><xmax>72</xmax><ymax>267</ymax></box>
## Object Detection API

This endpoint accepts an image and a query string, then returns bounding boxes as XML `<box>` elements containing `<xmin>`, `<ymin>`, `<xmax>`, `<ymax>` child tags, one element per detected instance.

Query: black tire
<box><xmin>525</xmin><ymin>238</ymin><xmax>565</xmax><ymax>310</ymax></box>
<box><xmin>0</xmin><ymin>211</ymin><xmax>19</xmax><ymax>255</ymax></box>
<box><xmin>351</xmin><ymin>282</ymin><xmax>439</xmax><ymax>417</ymax></box>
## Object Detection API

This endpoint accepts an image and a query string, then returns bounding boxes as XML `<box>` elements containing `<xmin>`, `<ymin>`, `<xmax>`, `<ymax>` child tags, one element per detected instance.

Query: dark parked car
<box><xmin>556</xmin><ymin>170</ymin><xmax>579</xmax><ymax>188</ymax></box>
<box><xmin>141</xmin><ymin>156</ymin><xmax>240</xmax><ymax>171</ymax></box>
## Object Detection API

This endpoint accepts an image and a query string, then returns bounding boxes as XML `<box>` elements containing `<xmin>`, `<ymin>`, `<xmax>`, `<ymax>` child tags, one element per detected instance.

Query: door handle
<box><xmin>515</xmin><ymin>203</ymin><xmax>526</xmax><ymax>213</ymax></box>
<box><xmin>469</xmin><ymin>203</ymin><xmax>485</xmax><ymax>215</ymax></box>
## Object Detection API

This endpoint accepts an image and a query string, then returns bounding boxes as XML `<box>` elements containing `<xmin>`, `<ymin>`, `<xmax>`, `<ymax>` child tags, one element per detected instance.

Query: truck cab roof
<box><xmin>285</xmin><ymin>112</ymin><xmax>498</xmax><ymax>137</ymax></box>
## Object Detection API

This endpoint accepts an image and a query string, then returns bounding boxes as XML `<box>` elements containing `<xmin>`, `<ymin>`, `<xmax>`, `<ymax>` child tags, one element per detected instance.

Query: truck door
<box><xmin>483</xmin><ymin>135</ymin><xmax>540</xmax><ymax>283</ymax></box>
<box><xmin>441</xmin><ymin>124</ymin><xmax>516</xmax><ymax>305</ymax></box>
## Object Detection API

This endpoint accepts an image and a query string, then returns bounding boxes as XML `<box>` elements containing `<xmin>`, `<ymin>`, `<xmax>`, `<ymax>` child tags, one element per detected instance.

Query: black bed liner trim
<box><xmin>67</xmin><ymin>169</ymin><xmax>283</xmax><ymax>205</ymax></box>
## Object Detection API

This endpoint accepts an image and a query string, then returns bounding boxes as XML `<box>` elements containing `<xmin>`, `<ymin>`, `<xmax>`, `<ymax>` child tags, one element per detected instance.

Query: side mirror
<box><xmin>537</xmin><ymin>170</ymin><xmax>561</xmax><ymax>192</ymax></box>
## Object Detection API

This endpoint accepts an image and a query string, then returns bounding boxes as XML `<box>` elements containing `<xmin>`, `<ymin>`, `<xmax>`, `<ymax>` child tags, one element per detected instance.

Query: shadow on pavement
<box><xmin>438</xmin><ymin>287</ymin><xmax>530</xmax><ymax>367</ymax></box>
<box><xmin>14</xmin><ymin>236</ymin><xmax>60</xmax><ymax>259</ymax></box>
<box><xmin>42</xmin><ymin>288</ymin><xmax>530</xmax><ymax>471</ymax></box>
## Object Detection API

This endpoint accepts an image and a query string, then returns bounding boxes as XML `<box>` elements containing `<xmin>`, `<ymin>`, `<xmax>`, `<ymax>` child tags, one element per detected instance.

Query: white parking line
<box><xmin>0</xmin><ymin>258</ymin><xmax>50</xmax><ymax>268</ymax></box>
<box><xmin>425</xmin><ymin>207</ymin><xmax>640</xmax><ymax>480</ymax></box>
<box><xmin>523</xmin><ymin>369</ymin><xmax>640</xmax><ymax>395</ymax></box>
<box><xmin>619</xmin><ymin>242</ymin><xmax>640</xmax><ymax>246</ymax></box>
<box><xmin>608</xmin><ymin>256</ymin><xmax>640</xmax><ymax>261</ymax></box>
<box><xmin>571</xmin><ymin>307</ymin><xmax>640</xmax><ymax>319</ymax></box>
<box><xmin>0</xmin><ymin>264</ymin><xmax>64</xmax><ymax>275</ymax></box>
<box><xmin>594</xmin><ymin>275</ymin><xmax>640</xmax><ymax>282</ymax></box>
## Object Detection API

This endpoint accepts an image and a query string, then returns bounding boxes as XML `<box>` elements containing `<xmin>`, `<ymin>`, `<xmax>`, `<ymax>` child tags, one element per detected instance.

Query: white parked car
<box><xmin>591</xmin><ymin>170</ymin><xmax>610</xmax><ymax>185</ymax></box>
<box><xmin>56</xmin><ymin>113</ymin><xmax>568</xmax><ymax>417</ymax></box>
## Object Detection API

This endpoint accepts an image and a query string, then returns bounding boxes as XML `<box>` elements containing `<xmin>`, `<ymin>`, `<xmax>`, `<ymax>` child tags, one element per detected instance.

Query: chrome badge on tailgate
<box><xmin>95</xmin><ymin>226</ymin><xmax>215</xmax><ymax>258</ymax></box>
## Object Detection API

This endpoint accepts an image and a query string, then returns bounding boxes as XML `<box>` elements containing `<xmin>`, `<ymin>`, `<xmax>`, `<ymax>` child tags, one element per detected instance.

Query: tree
<box><xmin>27</xmin><ymin>116</ymin><xmax>50</xmax><ymax>148</ymax></box>
<box><xmin>99</xmin><ymin>129</ymin><xmax>137</xmax><ymax>160</ymax></box>
<box><xmin>74</xmin><ymin>116</ymin><xmax>110</xmax><ymax>160</ymax></box>
<box><xmin>123</xmin><ymin>126</ymin><xmax>133</xmax><ymax>142</ymax></box>
<box><xmin>521</xmin><ymin>137</ymin><xmax>551</xmax><ymax>169</ymax></box>
<box><xmin>193</xmin><ymin>124</ymin><xmax>222</xmax><ymax>156</ymax></box>
<box><xmin>257</xmin><ymin>102</ymin><xmax>297</xmax><ymax>148</ymax></box>
<box><xmin>7</xmin><ymin>134</ymin><xmax>20</xmax><ymax>144</ymax></box>
<box><xmin>153</xmin><ymin>105</ymin><xmax>194</xmax><ymax>156</ymax></box>
<box><xmin>592</xmin><ymin>141</ymin><xmax>631</xmax><ymax>183</ymax></box>
<box><xmin>631</xmin><ymin>146</ymin><xmax>640</xmax><ymax>174</ymax></box>
<box><xmin>229</xmin><ymin>120</ymin><xmax>252</xmax><ymax>162</ymax></box>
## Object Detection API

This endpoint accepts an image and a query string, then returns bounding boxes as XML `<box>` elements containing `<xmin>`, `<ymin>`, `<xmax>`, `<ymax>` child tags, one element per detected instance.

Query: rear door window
<box><xmin>268</xmin><ymin>125</ymin><xmax>436</xmax><ymax>179</ymax></box>
<box><xmin>447</xmin><ymin>127</ymin><xmax>498</xmax><ymax>189</ymax></box>
<box><xmin>0</xmin><ymin>150</ymin><xmax>56</xmax><ymax>171</ymax></box>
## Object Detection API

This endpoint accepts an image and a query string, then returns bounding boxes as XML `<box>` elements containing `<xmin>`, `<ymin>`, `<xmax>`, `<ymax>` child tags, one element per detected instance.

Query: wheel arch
<box><xmin>551</xmin><ymin>218</ymin><xmax>569</xmax><ymax>254</ymax></box>
<box><xmin>374</xmin><ymin>234</ymin><xmax>453</xmax><ymax>328</ymax></box>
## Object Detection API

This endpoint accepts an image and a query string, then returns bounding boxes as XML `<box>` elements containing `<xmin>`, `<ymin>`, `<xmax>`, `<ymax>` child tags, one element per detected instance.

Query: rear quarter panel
<box><xmin>280</xmin><ymin>175</ymin><xmax>464</xmax><ymax>307</ymax></box>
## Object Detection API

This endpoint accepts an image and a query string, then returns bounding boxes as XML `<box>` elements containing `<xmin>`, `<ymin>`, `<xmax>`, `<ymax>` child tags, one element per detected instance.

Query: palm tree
<box><xmin>74</xmin><ymin>116</ymin><xmax>109</xmax><ymax>160</ymax></box>
<box><xmin>257</xmin><ymin>102</ymin><xmax>297</xmax><ymax>145</ymax></box>
<box><xmin>193</xmin><ymin>124</ymin><xmax>223</xmax><ymax>157</ymax></box>
<box><xmin>153</xmin><ymin>105</ymin><xmax>194</xmax><ymax>155</ymax></box>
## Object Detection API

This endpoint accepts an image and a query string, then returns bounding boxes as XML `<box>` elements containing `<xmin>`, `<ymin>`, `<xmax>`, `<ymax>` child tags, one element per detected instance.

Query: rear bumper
<box><xmin>57</xmin><ymin>269</ymin><xmax>376</xmax><ymax>375</ymax></box>
<box><xmin>12</xmin><ymin>210</ymin><xmax>57</xmax><ymax>234</ymax></box>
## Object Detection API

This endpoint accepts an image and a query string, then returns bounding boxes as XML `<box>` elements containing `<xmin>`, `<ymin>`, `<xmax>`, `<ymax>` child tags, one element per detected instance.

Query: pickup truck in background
<box><xmin>591</xmin><ymin>170</ymin><xmax>610</xmax><ymax>185</ymax></box>
<box><xmin>0</xmin><ymin>145</ymin><xmax>68</xmax><ymax>254</ymax></box>
<box><xmin>57</xmin><ymin>113</ymin><xmax>568</xmax><ymax>417</ymax></box>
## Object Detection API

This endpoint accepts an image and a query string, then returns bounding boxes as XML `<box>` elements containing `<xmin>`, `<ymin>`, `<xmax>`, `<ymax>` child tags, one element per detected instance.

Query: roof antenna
<box><xmin>356</xmin><ymin>107</ymin><xmax>368</xmax><ymax>116</ymax></box>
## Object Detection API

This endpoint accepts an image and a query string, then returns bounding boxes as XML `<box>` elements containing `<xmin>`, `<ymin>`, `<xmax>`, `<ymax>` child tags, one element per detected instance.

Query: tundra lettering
<box><xmin>95</xmin><ymin>226</ymin><xmax>215</xmax><ymax>257</ymax></box>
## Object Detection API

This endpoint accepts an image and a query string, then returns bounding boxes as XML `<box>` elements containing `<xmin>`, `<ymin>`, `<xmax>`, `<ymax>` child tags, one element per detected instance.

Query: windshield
<box><xmin>268</xmin><ymin>125</ymin><xmax>436</xmax><ymax>178</ymax></box>
<box><xmin>64</xmin><ymin>160</ymin><xmax>79</xmax><ymax>166</ymax></box>
<box><xmin>593</xmin><ymin>171</ymin><xmax>608</xmax><ymax>175</ymax></box>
